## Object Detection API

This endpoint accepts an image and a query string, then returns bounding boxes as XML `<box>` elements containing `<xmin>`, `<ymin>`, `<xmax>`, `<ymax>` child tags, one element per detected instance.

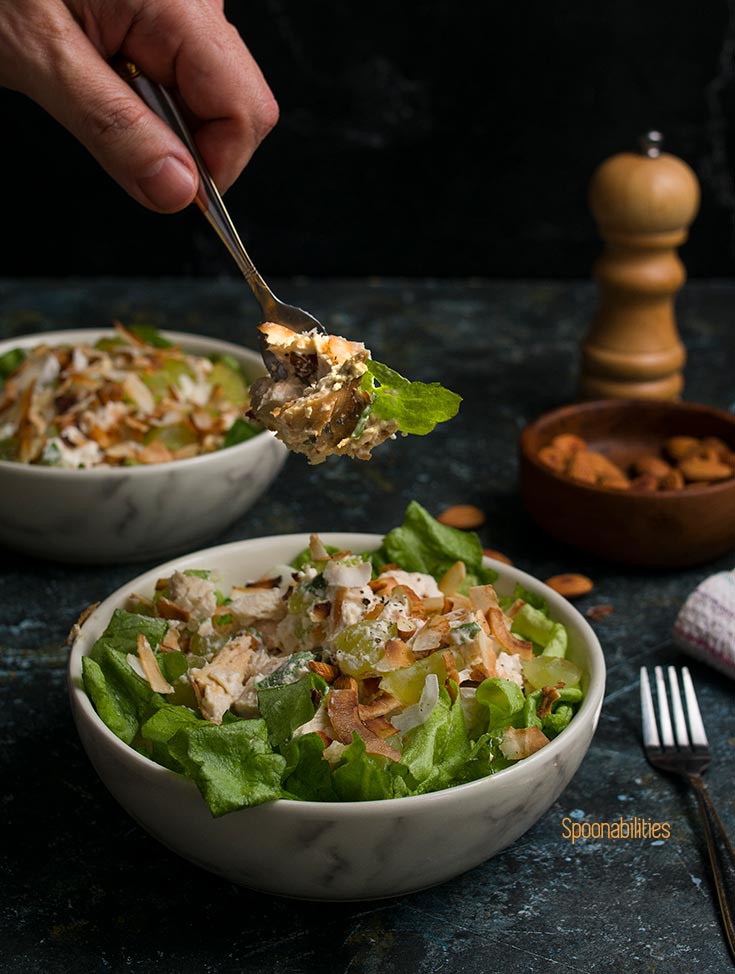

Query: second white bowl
<box><xmin>0</xmin><ymin>329</ymin><xmax>287</xmax><ymax>563</ymax></box>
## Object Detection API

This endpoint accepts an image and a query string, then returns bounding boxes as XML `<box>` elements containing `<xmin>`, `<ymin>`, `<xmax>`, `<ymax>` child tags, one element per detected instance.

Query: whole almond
<box><xmin>550</xmin><ymin>433</ymin><xmax>587</xmax><ymax>458</ymax></box>
<box><xmin>538</xmin><ymin>445</ymin><xmax>568</xmax><ymax>474</ymax></box>
<box><xmin>630</xmin><ymin>473</ymin><xmax>660</xmax><ymax>492</ymax></box>
<box><xmin>598</xmin><ymin>472</ymin><xmax>631</xmax><ymax>490</ymax></box>
<box><xmin>586</xmin><ymin>603</ymin><xmax>614</xmax><ymax>621</ymax></box>
<box><xmin>664</xmin><ymin>436</ymin><xmax>700</xmax><ymax>461</ymax></box>
<box><xmin>437</xmin><ymin>504</ymin><xmax>485</xmax><ymax>529</ymax></box>
<box><xmin>633</xmin><ymin>454</ymin><xmax>671</xmax><ymax>478</ymax></box>
<box><xmin>701</xmin><ymin>436</ymin><xmax>731</xmax><ymax>460</ymax></box>
<box><xmin>545</xmin><ymin>573</ymin><xmax>594</xmax><ymax>599</ymax></box>
<box><xmin>678</xmin><ymin>456</ymin><xmax>733</xmax><ymax>483</ymax></box>
<box><xmin>567</xmin><ymin>450</ymin><xmax>600</xmax><ymax>485</ymax></box>
<box><xmin>483</xmin><ymin>548</ymin><xmax>513</xmax><ymax>565</ymax></box>
<box><xmin>659</xmin><ymin>468</ymin><xmax>685</xmax><ymax>491</ymax></box>
<box><xmin>585</xmin><ymin>451</ymin><xmax>629</xmax><ymax>482</ymax></box>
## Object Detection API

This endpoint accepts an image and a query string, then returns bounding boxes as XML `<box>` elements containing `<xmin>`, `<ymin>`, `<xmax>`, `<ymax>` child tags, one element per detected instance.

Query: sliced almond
<box><xmin>438</xmin><ymin>560</ymin><xmax>466</xmax><ymax>596</ymax></box>
<box><xmin>137</xmin><ymin>633</ymin><xmax>174</xmax><ymax>694</ymax></box>
<box><xmin>308</xmin><ymin>660</ymin><xmax>339</xmax><ymax>682</ymax></box>
<box><xmin>442</xmin><ymin>650</ymin><xmax>459</xmax><ymax>686</ymax></box>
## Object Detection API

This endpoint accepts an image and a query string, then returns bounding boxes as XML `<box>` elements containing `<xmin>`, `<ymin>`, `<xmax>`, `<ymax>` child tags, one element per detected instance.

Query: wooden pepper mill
<box><xmin>580</xmin><ymin>131</ymin><xmax>700</xmax><ymax>400</ymax></box>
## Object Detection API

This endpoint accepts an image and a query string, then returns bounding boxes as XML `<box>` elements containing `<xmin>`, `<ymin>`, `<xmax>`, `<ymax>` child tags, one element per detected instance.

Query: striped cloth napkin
<box><xmin>674</xmin><ymin>570</ymin><xmax>735</xmax><ymax>679</ymax></box>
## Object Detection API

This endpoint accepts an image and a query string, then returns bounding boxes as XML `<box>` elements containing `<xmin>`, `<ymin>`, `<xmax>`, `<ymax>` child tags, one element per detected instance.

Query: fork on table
<box><xmin>641</xmin><ymin>665</ymin><xmax>735</xmax><ymax>960</ymax></box>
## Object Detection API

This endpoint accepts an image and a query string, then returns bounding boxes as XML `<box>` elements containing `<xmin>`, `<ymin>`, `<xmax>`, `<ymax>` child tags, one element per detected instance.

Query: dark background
<box><xmin>3</xmin><ymin>0</ymin><xmax>735</xmax><ymax>278</ymax></box>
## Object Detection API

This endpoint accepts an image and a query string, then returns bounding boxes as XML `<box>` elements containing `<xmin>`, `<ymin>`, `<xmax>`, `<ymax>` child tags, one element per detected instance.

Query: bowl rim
<box><xmin>68</xmin><ymin>531</ymin><xmax>607</xmax><ymax>813</ymax></box>
<box><xmin>0</xmin><ymin>327</ymin><xmax>278</xmax><ymax>477</ymax></box>
<box><xmin>520</xmin><ymin>398</ymin><xmax>735</xmax><ymax>499</ymax></box>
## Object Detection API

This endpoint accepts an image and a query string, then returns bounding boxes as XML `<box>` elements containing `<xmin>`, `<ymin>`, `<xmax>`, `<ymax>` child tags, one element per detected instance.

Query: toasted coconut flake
<box><xmin>364</xmin><ymin>716</ymin><xmax>399</xmax><ymax>739</ymax></box>
<box><xmin>442</xmin><ymin>650</ymin><xmax>459</xmax><ymax>686</ymax></box>
<box><xmin>137</xmin><ymin>634</ymin><xmax>174</xmax><ymax>694</ymax></box>
<box><xmin>327</xmin><ymin>679</ymin><xmax>401</xmax><ymax>761</ymax></box>
<box><xmin>357</xmin><ymin>691</ymin><xmax>401</xmax><ymax>720</ymax></box>
<box><xmin>438</xmin><ymin>560</ymin><xmax>466</xmax><ymax>596</ymax></box>
<box><xmin>500</xmin><ymin>725</ymin><xmax>549</xmax><ymax>760</ymax></box>
<box><xmin>506</xmin><ymin>598</ymin><xmax>525</xmax><ymax>619</ymax></box>
<box><xmin>537</xmin><ymin>685</ymin><xmax>560</xmax><ymax>719</ymax></box>
<box><xmin>66</xmin><ymin>601</ymin><xmax>100</xmax><ymax>645</ymax></box>
<box><xmin>410</xmin><ymin>615</ymin><xmax>451</xmax><ymax>657</ymax></box>
<box><xmin>156</xmin><ymin>596</ymin><xmax>190</xmax><ymax>622</ymax></box>
<box><xmin>469</xmin><ymin>584</ymin><xmax>501</xmax><ymax>615</ymax></box>
<box><xmin>487</xmin><ymin>607</ymin><xmax>533</xmax><ymax>658</ymax></box>
<box><xmin>379</xmin><ymin>637</ymin><xmax>416</xmax><ymax>671</ymax></box>
<box><xmin>122</xmin><ymin>373</ymin><xmax>155</xmax><ymax>415</ymax></box>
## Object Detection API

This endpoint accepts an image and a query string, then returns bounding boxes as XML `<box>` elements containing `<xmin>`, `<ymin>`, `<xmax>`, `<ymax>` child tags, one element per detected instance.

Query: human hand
<box><xmin>0</xmin><ymin>0</ymin><xmax>278</xmax><ymax>212</ymax></box>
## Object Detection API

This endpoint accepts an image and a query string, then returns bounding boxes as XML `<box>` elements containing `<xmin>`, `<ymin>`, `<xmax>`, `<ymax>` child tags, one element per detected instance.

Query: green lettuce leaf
<box><xmin>0</xmin><ymin>347</ymin><xmax>26</xmax><ymax>381</ymax></box>
<box><xmin>400</xmin><ymin>685</ymin><xmax>472</xmax><ymax>794</ymax></box>
<box><xmin>511</xmin><ymin>603</ymin><xmax>568</xmax><ymax>657</ymax></box>
<box><xmin>82</xmin><ymin>610</ymin><xmax>171</xmax><ymax>743</ymax></box>
<box><xmin>90</xmin><ymin>608</ymin><xmax>168</xmax><ymax>658</ymax></box>
<box><xmin>167</xmin><ymin>718</ymin><xmax>286</xmax><ymax>816</ymax></box>
<box><xmin>257</xmin><ymin>673</ymin><xmax>327</xmax><ymax>747</ymax></box>
<box><xmin>371</xmin><ymin>501</ymin><xmax>496</xmax><ymax>588</ymax></box>
<box><xmin>128</xmin><ymin>324</ymin><xmax>173</xmax><ymax>348</ymax></box>
<box><xmin>475</xmin><ymin>677</ymin><xmax>525</xmax><ymax>734</ymax></box>
<box><xmin>332</xmin><ymin>735</ymin><xmax>404</xmax><ymax>802</ymax></box>
<box><xmin>222</xmin><ymin>418</ymin><xmax>260</xmax><ymax>449</ymax></box>
<box><xmin>280</xmin><ymin>733</ymin><xmax>339</xmax><ymax>802</ymax></box>
<box><xmin>361</xmin><ymin>360</ymin><xmax>461</xmax><ymax>435</ymax></box>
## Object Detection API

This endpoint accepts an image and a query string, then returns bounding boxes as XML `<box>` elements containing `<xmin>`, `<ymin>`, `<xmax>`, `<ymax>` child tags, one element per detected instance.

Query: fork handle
<box><xmin>117</xmin><ymin>60</ymin><xmax>277</xmax><ymax>313</ymax></box>
<box><xmin>689</xmin><ymin>773</ymin><xmax>735</xmax><ymax>959</ymax></box>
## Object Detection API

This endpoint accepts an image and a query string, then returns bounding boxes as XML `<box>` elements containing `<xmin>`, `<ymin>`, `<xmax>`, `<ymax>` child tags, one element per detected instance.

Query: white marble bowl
<box><xmin>0</xmin><ymin>329</ymin><xmax>287</xmax><ymax>563</ymax></box>
<box><xmin>68</xmin><ymin>533</ymin><xmax>606</xmax><ymax>900</ymax></box>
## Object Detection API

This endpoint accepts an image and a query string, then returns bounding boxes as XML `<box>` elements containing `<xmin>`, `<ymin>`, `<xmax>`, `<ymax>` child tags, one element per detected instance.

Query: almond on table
<box><xmin>544</xmin><ymin>574</ymin><xmax>594</xmax><ymax>599</ymax></box>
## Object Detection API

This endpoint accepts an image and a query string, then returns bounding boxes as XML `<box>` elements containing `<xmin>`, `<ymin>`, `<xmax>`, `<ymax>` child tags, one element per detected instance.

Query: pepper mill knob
<box><xmin>580</xmin><ymin>132</ymin><xmax>700</xmax><ymax>400</ymax></box>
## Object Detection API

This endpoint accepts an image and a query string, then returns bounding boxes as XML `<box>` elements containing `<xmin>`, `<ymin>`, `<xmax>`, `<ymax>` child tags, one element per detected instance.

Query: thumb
<box><xmin>25</xmin><ymin>30</ymin><xmax>198</xmax><ymax>213</ymax></box>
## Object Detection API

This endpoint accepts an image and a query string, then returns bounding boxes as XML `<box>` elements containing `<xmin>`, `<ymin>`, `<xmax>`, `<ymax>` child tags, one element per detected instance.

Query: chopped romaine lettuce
<box><xmin>222</xmin><ymin>418</ymin><xmax>260</xmax><ymax>448</ymax></box>
<box><xmin>361</xmin><ymin>360</ymin><xmax>461</xmax><ymax>435</ymax></box>
<box><xmin>371</xmin><ymin>500</ymin><xmax>496</xmax><ymax>589</ymax></box>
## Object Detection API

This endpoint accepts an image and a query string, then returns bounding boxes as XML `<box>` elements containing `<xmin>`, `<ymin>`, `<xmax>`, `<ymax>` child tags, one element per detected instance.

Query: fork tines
<box><xmin>640</xmin><ymin>665</ymin><xmax>709</xmax><ymax>751</ymax></box>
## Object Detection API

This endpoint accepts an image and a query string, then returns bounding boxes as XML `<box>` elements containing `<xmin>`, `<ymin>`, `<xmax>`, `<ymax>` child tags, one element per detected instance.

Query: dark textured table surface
<box><xmin>2</xmin><ymin>278</ymin><xmax>735</xmax><ymax>974</ymax></box>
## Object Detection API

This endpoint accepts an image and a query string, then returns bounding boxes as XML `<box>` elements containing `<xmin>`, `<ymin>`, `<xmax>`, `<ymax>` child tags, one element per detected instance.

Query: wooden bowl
<box><xmin>519</xmin><ymin>399</ymin><xmax>735</xmax><ymax>568</ymax></box>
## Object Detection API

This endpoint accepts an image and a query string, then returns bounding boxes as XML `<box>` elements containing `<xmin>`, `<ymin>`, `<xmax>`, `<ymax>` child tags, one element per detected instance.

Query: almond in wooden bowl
<box><xmin>519</xmin><ymin>399</ymin><xmax>735</xmax><ymax>568</ymax></box>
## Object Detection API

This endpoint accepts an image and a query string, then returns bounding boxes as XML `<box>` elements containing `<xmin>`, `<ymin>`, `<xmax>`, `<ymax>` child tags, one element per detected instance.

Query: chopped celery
<box><xmin>521</xmin><ymin>656</ymin><xmax>582</xmax><ymax>691</ymax></box>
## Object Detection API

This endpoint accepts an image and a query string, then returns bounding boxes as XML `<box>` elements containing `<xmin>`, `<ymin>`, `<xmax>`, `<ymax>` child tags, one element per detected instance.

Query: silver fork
<box><xmin>118</xmin><ymin>61</ymin><xmax>324</xmax><ymax>378</ymax></box>
<box><xmin>641</xmin><ymin>665</ymin><xmax>735</xmax><ymax>959</ymax></box>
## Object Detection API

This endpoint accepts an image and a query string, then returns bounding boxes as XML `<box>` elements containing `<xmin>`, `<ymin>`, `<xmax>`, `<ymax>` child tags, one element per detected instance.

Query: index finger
<box><xmin>123</xmin><ymin>2</ymin><xmax>278</xmax><ymax>192</ymax></box>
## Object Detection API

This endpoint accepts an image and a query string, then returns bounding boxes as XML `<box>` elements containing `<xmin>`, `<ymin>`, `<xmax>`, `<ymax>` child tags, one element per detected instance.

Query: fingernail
<box><xmin>137</xmin><ymin>156</ymin><xmax>197</xmax><ymax>211</ymax></box>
